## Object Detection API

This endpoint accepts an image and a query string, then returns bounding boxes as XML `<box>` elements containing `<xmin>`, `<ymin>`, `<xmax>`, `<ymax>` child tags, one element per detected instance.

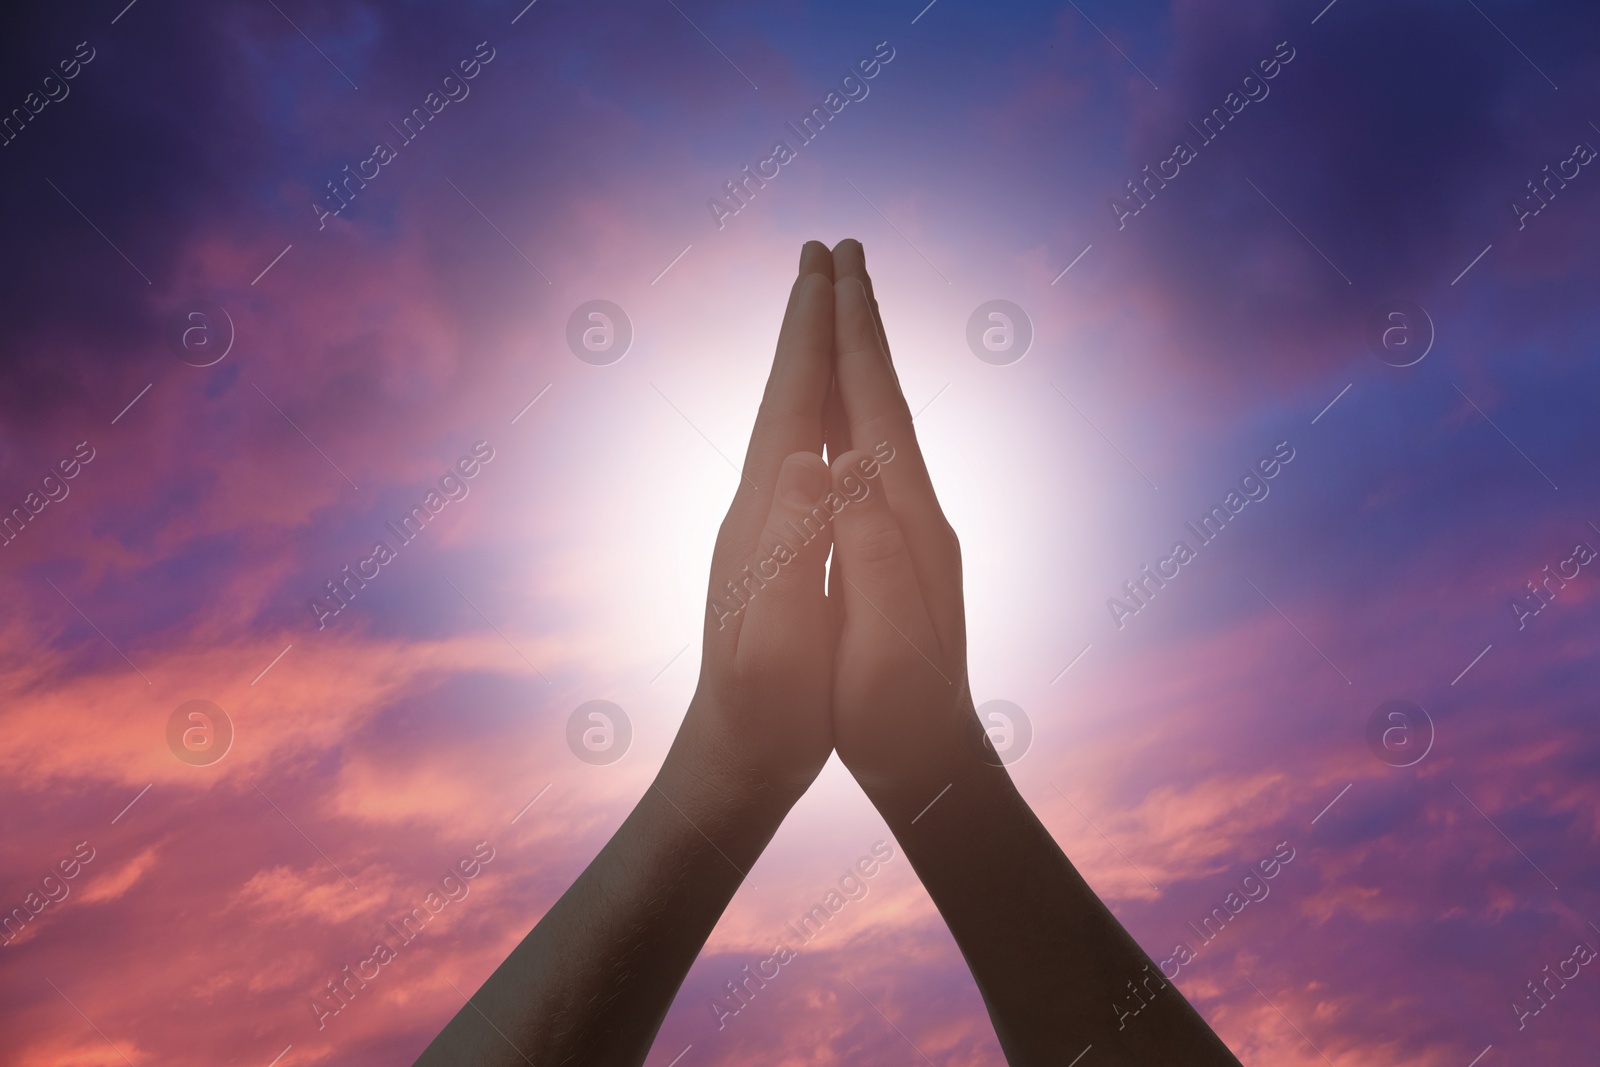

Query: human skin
<box><xmin>413</xmin><ymin>241</ymin><xmax>1241</xmax><ymax>1066</ymax></box>
<box><xmin>823</xmin><ymin>240</ymin><xmax>1241</xmax><ymax>1064</ymax></box>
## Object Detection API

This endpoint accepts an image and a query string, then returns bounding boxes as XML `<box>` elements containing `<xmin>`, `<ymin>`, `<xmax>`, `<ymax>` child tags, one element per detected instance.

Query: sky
<box><xmin>1</xmin><ymin>0</ymin><xmax>1598</xmax><ymax>1064</ymax></box>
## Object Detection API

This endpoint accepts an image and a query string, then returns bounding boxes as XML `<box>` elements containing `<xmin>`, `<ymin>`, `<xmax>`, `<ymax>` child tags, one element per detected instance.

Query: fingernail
<box><xmin>779</xmin><ymin>455</ymin><xmax>828</xmax><ymax>508</ymax></box>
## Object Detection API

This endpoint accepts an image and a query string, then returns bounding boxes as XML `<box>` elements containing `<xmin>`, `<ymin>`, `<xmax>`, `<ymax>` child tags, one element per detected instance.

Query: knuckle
<box><xmin>848</xmin><ymin>520</ymin><xmax>907</xmax><ymax>568</ymax></box>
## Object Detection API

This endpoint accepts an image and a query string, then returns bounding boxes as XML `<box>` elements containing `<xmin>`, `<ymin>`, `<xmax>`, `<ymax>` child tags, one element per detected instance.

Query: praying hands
<box><xmin>415</xmin><ymin>240</ymin><xmax>1243</xmax><ymax>1066</ymax></box>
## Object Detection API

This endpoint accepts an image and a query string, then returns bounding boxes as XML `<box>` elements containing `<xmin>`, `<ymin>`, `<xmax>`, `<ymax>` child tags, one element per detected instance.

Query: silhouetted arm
<box><xmin>824</xmin><ymin>240</ymin><xmax>1241</xmax><ymax>1065</ymax></box>
<box><xmin>869</xmin><ymin>754</ymin><xmax>1240</xmax><ymax>1064</ymax></box>
<box><xmin>413</xmin><ymin>731</ymin><xmax>797</xmax><ymax>1065</ymax></box>
<box><xmin>415</xmin><ymin>243</ymin><xmax>842</xmax><ymax>1066</ymax></box>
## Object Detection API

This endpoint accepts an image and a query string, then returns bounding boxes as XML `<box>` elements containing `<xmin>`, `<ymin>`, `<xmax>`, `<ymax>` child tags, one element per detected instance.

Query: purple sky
<box><xmin>1</xmin><ymin>1</ymin><xmax>1598</xmax><ymax>1064</ymax></box>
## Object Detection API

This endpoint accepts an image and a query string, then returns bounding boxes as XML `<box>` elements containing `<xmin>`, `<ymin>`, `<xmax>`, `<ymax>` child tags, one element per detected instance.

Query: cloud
<box><xmin>77</xmin><ymin>845</ymin><xmax>160</xmax><ymax>905</ymax></box>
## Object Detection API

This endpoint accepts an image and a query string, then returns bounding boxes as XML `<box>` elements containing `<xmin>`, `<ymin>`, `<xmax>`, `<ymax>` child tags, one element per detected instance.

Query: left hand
<box><xmin>670</xmin><ymin>242</ymin><xmax>841</xmax><ymax>803</ymax></box>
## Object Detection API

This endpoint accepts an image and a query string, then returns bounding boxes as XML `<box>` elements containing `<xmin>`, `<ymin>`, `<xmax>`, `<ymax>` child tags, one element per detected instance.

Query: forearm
<box><xmin>415</xmin><ymin>715</ymin><xmax>797</xmax><ymax>1066</ymax></box>
<box><xmin>865</xmin><ymin>748</ymin><xmax>1240</xmax><ymax>1066</ymax></box>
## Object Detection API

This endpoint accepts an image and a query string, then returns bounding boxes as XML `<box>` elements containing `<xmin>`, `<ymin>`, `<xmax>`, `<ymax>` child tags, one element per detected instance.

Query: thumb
<box><xmin>828</xmin><ymin>449</ymin><xmax>937</xmax><ymax>652</ymax></box>
<box><xmin>736</xmin><ymin>452</ymin><xmax>834</xmax><ymax>632</ymax></box>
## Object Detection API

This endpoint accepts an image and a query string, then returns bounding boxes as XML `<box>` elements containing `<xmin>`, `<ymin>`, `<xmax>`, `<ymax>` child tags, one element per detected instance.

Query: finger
<box><xmin>832</xmin><ymin>275</ymin><xmax>965</xmax><ymax>650</ymax></box>
<box><xmin>799</xmin><ymin>238</ymin><xmax>835</xmax><ymax>283</ymax></box>
<box><xmin>826</xmin><ymin>247</ymin><xmax>886</xmax><ymax>628</ymax></box>
<box><xmin>822</xmin><ymin>373</ymin><xmax>852</xmax><ymax>626</ymax></box>
<box><xmin>721</xmin><ymin>246</ymin><xmax>835</xmax><ymax>554</ymax></box>
<box><xmin>823</xmin><ymin>373</ymin><xmax>852</xmax><ymax>465</ymax></box>
<box><xmin>825</xmin><ymin>242</ymin><xmax>865</xmax><ymax>624</ymax></box>
<box><xmin>830</xmin><ymin>238</ymin><xmax>893</xmax><ymax>368</ymax></box>
<box><xmin>737</xmin><ymin>452</ymin><xmax>835</xmax><ymax>647</ymax></box>
<box><xmin>833</xmin><ymin>275</ymin><xmax>937</xmax><ymax>507</ymax></box>
<box><xmin>828</xmin><ymin>449</ymin><xmax>945</xmax><ymax>681</ymax></box>
<box><xmin>821</xmin><ymin>372</ymin><xmax>852</xmax><ymax>616</ymax></box>
<box><xmin>822</xmin><ymin>242</ymin><xmax>855</xmax><ymax>483</ymax></box>
<box><xmin>748</xmin><ymin>244</ymin><xmax>834</xmax><ymax>479</ymax></box>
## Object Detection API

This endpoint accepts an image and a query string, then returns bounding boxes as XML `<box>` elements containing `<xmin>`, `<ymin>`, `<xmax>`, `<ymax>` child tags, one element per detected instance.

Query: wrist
<box><xmin>658</xmin><ymin>698</ymin><xmax>809</xmax><ymax>836</ymax></box>
<box><xmin>851</xmin><ymin>707</ymin><xmax>1003</xmax><ymax>830</ymax></box>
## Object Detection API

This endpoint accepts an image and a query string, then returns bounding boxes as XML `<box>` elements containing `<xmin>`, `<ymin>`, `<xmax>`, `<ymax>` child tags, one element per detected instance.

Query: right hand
<box><xmin>823</xmin><ymin>241</ymin><xmax>981</xmax><ymax>812</ymax></box>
